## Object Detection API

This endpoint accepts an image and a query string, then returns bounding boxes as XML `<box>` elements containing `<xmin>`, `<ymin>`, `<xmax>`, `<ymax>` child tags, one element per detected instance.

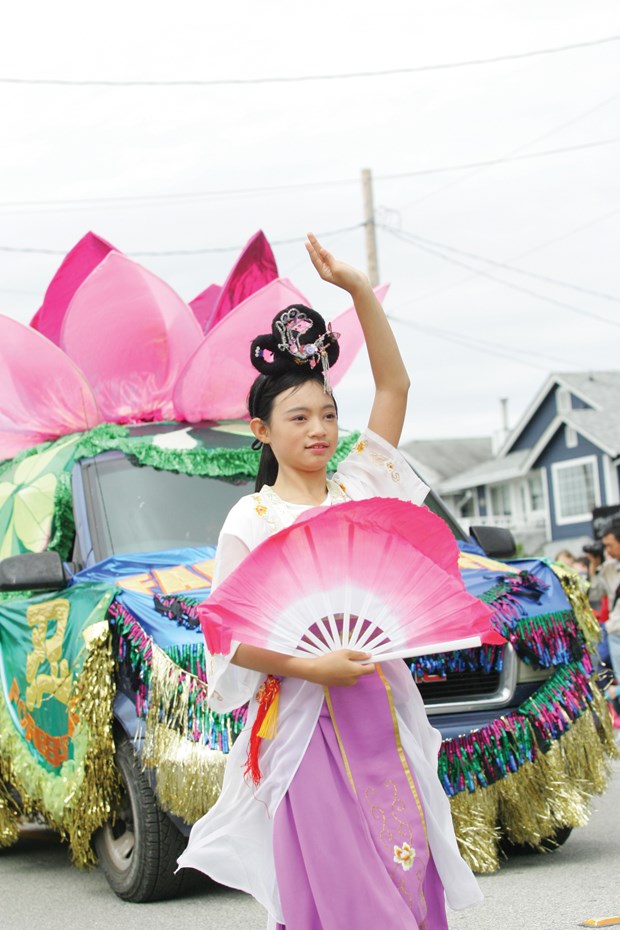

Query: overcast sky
<box><xmin>1</xmin><ymin>1</ymin><xmax>619</xmax><ymax>444</ymax></box>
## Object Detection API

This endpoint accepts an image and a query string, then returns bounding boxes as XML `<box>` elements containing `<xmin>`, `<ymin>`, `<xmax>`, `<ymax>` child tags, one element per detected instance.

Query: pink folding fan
<box><xmin>199</xmin><ymin>498</ymin><xmax>500</xmax><ymax>662</ymax></box>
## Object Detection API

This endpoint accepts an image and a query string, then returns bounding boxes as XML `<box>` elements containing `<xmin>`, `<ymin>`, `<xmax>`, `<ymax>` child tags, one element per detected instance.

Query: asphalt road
<box><xmin>2</xmin><ymin>757</ymin><xmax>619</xmax><ymax>930</ymax></box>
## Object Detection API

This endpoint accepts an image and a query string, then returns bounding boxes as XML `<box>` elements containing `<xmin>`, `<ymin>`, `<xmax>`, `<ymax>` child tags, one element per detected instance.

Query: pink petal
<box><xmin>174</xmin><ymin>277</ymin><xmax>310</xmax><ymax>422</ymax></box>
<box><xmin>61</xmin><ymin>252</ymin><xmax>203</xmax><ymax>423</ymax></box>
<box><xmin>0</xmin><ymin>314</ymin><xmax>101</xmax><ymax>459</ymax></box>
<box><xmin>190</xmin><ymin>283</ymin><xmax>222</xmax><ymax>332</ymax></box>
<box><xmin>30</xmin><ymin>232</ymin><xmax>117</xmax><ymax>345</ymax></box>
<box><xmin>204</xmin><ymin>230</ymin><xmax>278</xmax><ymax>333</ymax></box>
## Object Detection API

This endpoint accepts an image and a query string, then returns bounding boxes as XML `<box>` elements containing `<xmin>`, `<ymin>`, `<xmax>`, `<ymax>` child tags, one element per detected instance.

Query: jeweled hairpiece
<box><xmin>251</xmin><ymin>304</ymin><xmax>340</xmax><ymax>392</ymax></box>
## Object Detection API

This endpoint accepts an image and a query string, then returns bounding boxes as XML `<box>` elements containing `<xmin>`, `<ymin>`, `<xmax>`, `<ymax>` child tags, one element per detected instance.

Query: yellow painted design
<box><xmin>25</xmin><ymin>599</ymin><xmax>72</xmax><ymax>710</ymax></box>
<box><xmin>458</xmin><ymin>551</ymin><xmax>516</xmax><ymax>574</ymax></box>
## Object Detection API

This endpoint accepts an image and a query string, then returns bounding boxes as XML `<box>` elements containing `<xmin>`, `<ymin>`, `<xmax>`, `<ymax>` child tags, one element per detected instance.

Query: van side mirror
<box><xmin>0</xmin><ymin>551</ymin><xmax>70</xmax><ymax>592</ymax></box>
<box><xmin>469</xmin><ymin>525</ymin><xmax>517</xmax><ymax>560</ymax></box>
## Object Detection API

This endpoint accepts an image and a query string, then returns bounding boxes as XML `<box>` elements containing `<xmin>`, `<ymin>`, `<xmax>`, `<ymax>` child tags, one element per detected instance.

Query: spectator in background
<box><xmin>554</xmin><ymin>549</ymin><xmax>576</xmax><ymax>569</ymax></box>
<box><xmin>583</xmin><ymin>541</ymin><xmax>606</xmax><ymax>614</ymax></box>
<box><xmin>601</xmin><ymin>520</ymin><xmax>620</xmax><ymax>728</ymax></box>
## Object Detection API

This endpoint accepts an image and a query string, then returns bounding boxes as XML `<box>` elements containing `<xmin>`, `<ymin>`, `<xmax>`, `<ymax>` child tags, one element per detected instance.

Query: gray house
<box><xmin>404</xmin><ymin>372</ymin><xmax>620</xmax><ymax>557</ymax></box>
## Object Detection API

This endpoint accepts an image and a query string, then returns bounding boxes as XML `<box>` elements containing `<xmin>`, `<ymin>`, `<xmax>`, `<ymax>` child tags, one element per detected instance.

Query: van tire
<box><xmin>94</xmin><ymin>734</ymin><xmax>191</xmax><ymax>902</ymax></box>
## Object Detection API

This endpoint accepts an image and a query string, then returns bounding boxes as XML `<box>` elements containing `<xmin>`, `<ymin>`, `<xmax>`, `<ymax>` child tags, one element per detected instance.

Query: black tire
<box><xmin>501</xmin><ymin>825</ymin><xmax>573</xmax><ymax>857</ymax></box>
<box><xmin>94</xmin><ymin>735</ymin><xmax>193</xmax><ymax>902</ymax></box>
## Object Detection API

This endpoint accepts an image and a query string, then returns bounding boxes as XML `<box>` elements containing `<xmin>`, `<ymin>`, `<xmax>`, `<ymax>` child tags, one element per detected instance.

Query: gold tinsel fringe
<box><xmin>550</xmin><ymin>563</ymin><xmax>602</xmax><ymax>648</ymax></box>
<box><xmin>450</xmin><ymin>782</ymin><xmax>501</xmax><ymax>873</ymax></box>
<box><xmin>142</xmin><ymin>644</ymin><xmax>227</xmax><ymax>823</ymax></box>
<box><xmin>0</xmin><ymin>626</ymin><xmax>119</xmax><ymax>867</ymax></box>
<box><xmin>148</xmin><ymin>725</ymin><xmax>228</xmax><ymax>823</ymax></box>
<box><xmin>63</xmin><ymin>626</ymin><xmax>120</xmax><ymax>867</ymax></box>
<box><xmin>0</xmin><ymin>775</ymin><xmax>20</xmax><ymax>847</ymax></box>
<box><xmin>451</xmin><ymin>693</ymin><xmax>618</xmax><ymax>873</ymax></box>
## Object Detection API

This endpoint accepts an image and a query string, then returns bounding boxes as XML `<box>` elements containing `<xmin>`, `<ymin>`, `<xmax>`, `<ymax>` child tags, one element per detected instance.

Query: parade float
<box><xmin>0</xmin><ymin>232</ymin><xmax>616</xmax><ymax>901</ymax></box>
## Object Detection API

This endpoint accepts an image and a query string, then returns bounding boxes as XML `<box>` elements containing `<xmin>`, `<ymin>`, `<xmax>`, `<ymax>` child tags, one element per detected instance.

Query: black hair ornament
<box><xmin>250</xmin><ymin>305</ymin><xmax>340</xmax><ymax>393</ymax></box>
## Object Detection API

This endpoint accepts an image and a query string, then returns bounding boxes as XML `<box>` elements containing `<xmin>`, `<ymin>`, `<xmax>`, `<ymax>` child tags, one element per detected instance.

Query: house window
<box><xmin>490</xmin><ymin>484</ymin><xmax>512</xmax><ymax>516</ymax></box>
<box><xmin>528</xmin><ymin>472</ymin><xmax>545</xmax><ymax>511</ymax></box>
<box><xmin>551</xmin><ymin>456</ymin><xmax>600</xmax><ymax>524</ymax></box>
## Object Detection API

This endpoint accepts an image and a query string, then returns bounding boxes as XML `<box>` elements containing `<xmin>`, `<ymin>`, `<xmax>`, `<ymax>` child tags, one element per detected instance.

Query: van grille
<box><xmin>415</xmin><ymin>669</ymin><xmax>502</xmax><ymax>704</ymax></box>
<box><xmin>408</xmin><ymin>645</ymin><xmax>517</xmax><ymax>715</ymax></box>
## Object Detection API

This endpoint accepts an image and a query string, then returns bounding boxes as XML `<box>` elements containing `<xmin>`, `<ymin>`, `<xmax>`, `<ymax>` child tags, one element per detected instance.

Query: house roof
<box><xmin>438</xmin><ymin>449</ymin><xmax>529</xmax><ymax>494</ymax></box>
<box><xmin>499</xmin><ymin>370</ymin><xmax>620</xmax><ymax>457</ymax></box>
<box><xmin>564</xmin><ymin>409</ymin><xmax>620</xmax><ymax>458</ymax></box>
<box><xmin>411</xmin><ymin>371</ymin><xmax>620</xmax><ymax>496</ymax></box>
<box><xmin>400</xmin><ymin>436</ymin><xmax>493</xmax><ymax>485</ymax></box>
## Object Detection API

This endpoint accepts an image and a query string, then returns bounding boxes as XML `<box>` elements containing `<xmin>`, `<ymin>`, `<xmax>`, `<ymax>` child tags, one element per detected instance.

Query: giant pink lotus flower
<box><xmin>0</xmin><ymin>231</ymin><xmax>387</xmax><ymax>460</ymax></box>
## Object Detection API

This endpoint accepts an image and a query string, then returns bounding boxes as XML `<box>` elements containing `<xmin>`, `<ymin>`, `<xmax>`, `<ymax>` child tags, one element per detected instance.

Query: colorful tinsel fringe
<box><xmin>444</xmin><ymin>666</ymin><xmax>617</xmax><ymax>872</ymax></box>
<box><xmin>107</xmin><ymin>601</ymin><xmax>247</xmax><ymax>824</ymax></box>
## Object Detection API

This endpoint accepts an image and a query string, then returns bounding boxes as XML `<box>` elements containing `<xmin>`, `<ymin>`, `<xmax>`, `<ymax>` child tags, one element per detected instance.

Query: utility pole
<box><xmin>361</xmin><ymin>168</ymin><xmax>379</xmax><ymax>286</ymax></box>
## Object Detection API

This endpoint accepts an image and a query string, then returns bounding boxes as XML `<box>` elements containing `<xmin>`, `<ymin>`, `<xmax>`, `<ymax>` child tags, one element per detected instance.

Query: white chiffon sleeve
<box><xmin>334</xmin><ymin>427</ymin><xmax>429</xmax><ymax>505</ymax></box>
<box><xmin>206</xmin><ymin>525</ymin><xmax>262</xmax><ymax>712</ymax></box>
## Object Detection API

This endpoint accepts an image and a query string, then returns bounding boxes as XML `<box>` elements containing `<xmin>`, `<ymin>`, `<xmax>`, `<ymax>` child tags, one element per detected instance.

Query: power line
<box><xmin>394</xmin><ymin>205</ymin><xmax>620</xmax><ymax>307</ymax></box>
<box><xmin>376</xmin><ymin>137</ymin><xmax>620</xmax><ymax>182</ymax></box>
<box><xmin>0</xmin><ymin>137</ymin><xmax>617</xmax><ymax>216</ymax></box>
<box><xmin>0</xmin><ymin>224</ymin><xmax>364</xmax><ymax>258</ymax></box>
<box><xmin>381</xmin><ymin>224</ymin><xmax>620</xmax><ymax>328</ymax></box>
<box><xmin>398</xmin><ymin>92</ymin><xmax>620</xmax><ymax>212</ymax></box>
<box><xmin>388</xmin><ymin>315</ymin><xmax>567</xmax><ymax>372</ymax></box>
<box><xmin>398</xmin><ymin>230</ymin><xmax>620</xmax><ymax>303</ymax></box>
<box><xmin>1</xmin><ymin>36</ymin><xmax>617</xmax><ymax>87</ymax></box>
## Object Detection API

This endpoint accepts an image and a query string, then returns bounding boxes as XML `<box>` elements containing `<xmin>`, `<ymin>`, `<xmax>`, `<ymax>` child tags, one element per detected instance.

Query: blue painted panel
<box><xmin>509</xmin><ymin>385</ymin><xmax>592</xmax><ymax>453</ymax></box>
<box><xmin>510</xmin><ymin>387</ymin><xmax>557</xmax><ymax>452</ymax></box>
<box><xmin>532</xmin><ymin>426</ymin><xmax>603</xmax><ymax>468</ymax></box>
<box><xmin>533</xmin><ymin>424</ymin><xmax>607</xmax><ymax>539</ymax></box>
<box><xmin>570</xmin><ymin>393</ymin><xmax>590</xmax><ymax>410</ymax></box>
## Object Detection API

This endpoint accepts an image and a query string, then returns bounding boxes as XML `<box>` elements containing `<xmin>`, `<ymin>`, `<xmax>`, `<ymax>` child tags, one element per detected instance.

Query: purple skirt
<box><xmin>272</xmin><ymin>667</ymin><xmax>449</xmax><ymax>930</ymax></box>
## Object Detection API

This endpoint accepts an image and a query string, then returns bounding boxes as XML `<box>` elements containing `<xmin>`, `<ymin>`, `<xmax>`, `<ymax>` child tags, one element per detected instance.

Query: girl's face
<box><xmin>252</xmin><ymin>379</ymin><xmax>338</xmax><ymax>473</ymax></box>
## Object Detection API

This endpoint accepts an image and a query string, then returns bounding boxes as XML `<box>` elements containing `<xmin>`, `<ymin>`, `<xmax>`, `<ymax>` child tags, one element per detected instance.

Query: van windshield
<box><xmin>80</xmin><ymin>454</ymin><xmax>252</xmax><ymax>561</ymax></box>
<box><xmin>79</xmin><ymin>451</ymin><xmax>466</xmax><ymax>563</ymax></box>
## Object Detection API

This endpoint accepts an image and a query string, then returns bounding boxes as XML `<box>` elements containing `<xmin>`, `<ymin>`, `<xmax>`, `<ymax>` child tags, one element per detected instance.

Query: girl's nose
<box><xmin>308</xmin><ymin>418</ymin><xmax>327</xmax><ymax>435</ymax></box>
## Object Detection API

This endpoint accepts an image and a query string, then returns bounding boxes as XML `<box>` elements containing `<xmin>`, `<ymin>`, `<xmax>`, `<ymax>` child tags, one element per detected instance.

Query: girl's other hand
<box><xmin>305</xmin><ymin>232</ymin><xmax>369</xmax><ymax>296</ymax></box>
<box><xmin>307</xmin><ymin>648</ymin><xmax>376</xmax><ymax>687</ymax></box>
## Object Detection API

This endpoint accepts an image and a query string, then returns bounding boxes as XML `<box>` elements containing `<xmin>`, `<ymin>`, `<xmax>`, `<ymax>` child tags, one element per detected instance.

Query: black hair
<box><xmin>248</xmin><ymin>369</ymin><xmax>338</xmax><ymax>491</ymax></box>
<box><xmin>251</xmin><ymin>304</ymin><xmax>339</xmax><ymax>377</ymax></box>
<box><xmin>248</xmin><ymin>304</ymin><xmax>340</xmax><ymax>491</ymax></box>
<box><xmin>602</xmin><ymin>517</ymin><xmax>620</xmax><ymax>542</ymax></box>
<box><xmin>583</xmin><ymin>541</ymin><xmax>605</xmax><ymax>560</ymax></box>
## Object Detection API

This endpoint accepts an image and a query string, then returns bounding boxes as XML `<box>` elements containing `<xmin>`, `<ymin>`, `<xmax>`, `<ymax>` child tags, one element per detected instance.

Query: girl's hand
<box><xmin>306</xmin><ymin>648</ymin><xmax>376</xmax><ymax>687</ymax></box>
<box><xmin>305</xmin><ymin>232</ymin><xmax>370</xmax><ymax>296</ymax></box>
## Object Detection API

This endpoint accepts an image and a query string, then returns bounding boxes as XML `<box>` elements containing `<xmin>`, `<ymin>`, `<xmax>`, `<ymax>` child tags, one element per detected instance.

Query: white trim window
<box><xmin>551</xmin><ymin>455</ymin><xmax>600</xmax><ymax>525</ymax></box>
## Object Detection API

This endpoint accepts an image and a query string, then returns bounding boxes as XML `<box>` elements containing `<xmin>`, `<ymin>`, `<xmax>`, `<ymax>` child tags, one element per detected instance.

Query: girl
<box><xmin>178</xmin><ymin>233</ymin><xmax>483</xmax><ymax>929</ymax></box>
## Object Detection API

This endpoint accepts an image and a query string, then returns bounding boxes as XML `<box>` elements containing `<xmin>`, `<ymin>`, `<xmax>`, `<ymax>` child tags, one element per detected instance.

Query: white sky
<box><xmin>1</xmin><ymin>0</ymin><xmax>619</xmax><ymax>444</ymax></box>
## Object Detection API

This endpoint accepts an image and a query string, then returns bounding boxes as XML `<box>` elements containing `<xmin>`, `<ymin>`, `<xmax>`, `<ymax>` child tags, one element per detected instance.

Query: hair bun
<box><xmin>250</xmin><ymin>304</ymin><xmax>340</xmax><ymax>378</ymax></box>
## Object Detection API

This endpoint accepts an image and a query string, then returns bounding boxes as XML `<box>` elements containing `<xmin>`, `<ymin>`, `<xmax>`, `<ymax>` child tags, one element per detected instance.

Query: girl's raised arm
<box><xmin>305</xmin><ymin>232</ymin><xmax>409</xmax><ymax>447</ymax></box>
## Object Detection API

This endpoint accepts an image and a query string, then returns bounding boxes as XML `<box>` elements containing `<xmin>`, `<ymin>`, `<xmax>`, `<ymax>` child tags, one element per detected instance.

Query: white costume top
<box><xmin>177</xmin><ymin>429</ymin><xmax>483</xmax><ymax>920</ymax></box>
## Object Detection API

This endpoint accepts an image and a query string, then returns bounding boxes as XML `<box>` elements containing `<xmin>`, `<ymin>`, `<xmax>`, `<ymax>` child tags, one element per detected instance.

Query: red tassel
<box><xmin>244</xmin><ymin>675</ymin><xmax>281</xmax><ymax>785</ymax></box>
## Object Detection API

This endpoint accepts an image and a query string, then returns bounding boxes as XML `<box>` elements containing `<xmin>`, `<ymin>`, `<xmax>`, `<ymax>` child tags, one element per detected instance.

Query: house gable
<box><xmin>502</xmin><ymin>374</ymin><xmax>597</xmax><ymax>456</ymax></box>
